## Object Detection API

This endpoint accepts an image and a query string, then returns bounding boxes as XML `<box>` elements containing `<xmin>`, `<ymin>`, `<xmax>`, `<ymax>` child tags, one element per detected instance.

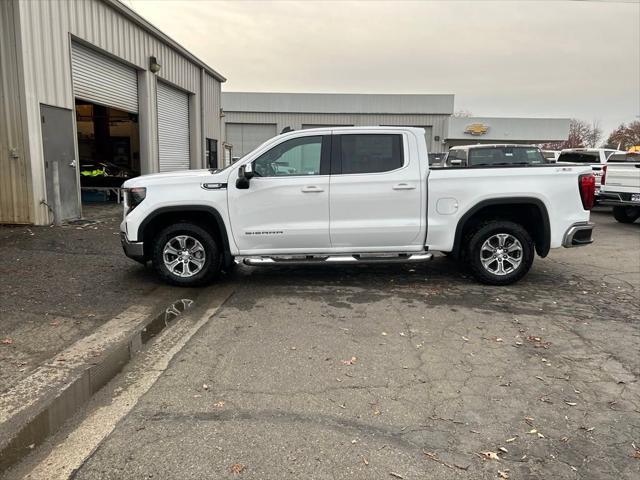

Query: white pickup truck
<box><xmin>599</xmin><ymin>151</ymin><xmax>640</xmax><ymax>223</ymax></box>
<box><xmin>120</xmin><ymin>127</ymin><xmax>596</xmax><ymax>286</ymax></box>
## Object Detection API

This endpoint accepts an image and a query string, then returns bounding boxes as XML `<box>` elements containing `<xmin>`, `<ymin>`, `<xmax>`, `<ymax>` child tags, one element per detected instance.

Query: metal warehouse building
<box><xmin>0</xmin><ymin>0</ymin><xmax>225</xmax><ymax>226</ymax></box>
<box><xmin>222</xmin><ymin>92</ymin><xmax>455</xmax><ymax>159</ymax></box>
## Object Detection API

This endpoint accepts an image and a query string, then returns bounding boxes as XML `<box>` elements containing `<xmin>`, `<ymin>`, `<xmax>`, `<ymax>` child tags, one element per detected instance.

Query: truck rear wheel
<box><xmin>613</xmin><ymin>206</ymin><xmax>640</xmax><ymax>224</ymax></box>
<box><xmin>151</xmin><ymin>222</ymin><xmax>221</xmax><ymax>286</ymax></box>
<box><xmin>466</xmin><ymin>220</ymin><xmax>534</xmax><ymax>286</ymax></box>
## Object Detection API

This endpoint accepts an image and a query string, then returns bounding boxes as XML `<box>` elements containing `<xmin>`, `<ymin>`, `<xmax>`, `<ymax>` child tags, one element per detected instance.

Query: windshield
<box><xmin>468</xmin><ymin>147</ymin><xmax>546</xmax><ymax>166</ymax></box>
<box><xmin>557</xmin><ymin>151</ymin><xmax>600</xmax><ymax>163</ymax></box>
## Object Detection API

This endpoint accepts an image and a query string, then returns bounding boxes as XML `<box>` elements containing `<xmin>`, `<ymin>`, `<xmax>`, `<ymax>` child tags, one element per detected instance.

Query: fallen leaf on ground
<box><xmin>505</xmin><ymin>437</ymin><xmax>517</xmax><ymax>443</ymax></box>
<box><xmin>537</xmin><ymin>432</ymin><xmax>545</xmax><ymax>438</ymax></box>
<box><xmin>479</xmin><ymin>451</ymin><xmax>500</xmax><ymax>460</ymax></box>
<box><xmin>362</xmin><ymin>456</ymin><xmax>369</xmax><ymax>465</ymax></box>
<box><xmin>213</xmin><ymin>401</ymin><xmax>225</xmax><ymax>408</ymax></box>
<box><xmin>389</xmin><ymin>473</ymin><xmax>404</xmax><ymax>479</ymax></box>
<box><xmin>564</xmin><ymin>401</ymin><xmax>577</xmax><ymax>406</ymax></box>
<box><xmin>1</xmin><ymin>338</ymin><xmax>14</xmax><ymax>345</ymax></box>
<box><xmin>499</xmin><ymin>447</ymin><xmax>508</xmax><ymax>453</ymax></box>
<box><xmin>498</xmin><ymin>470</ymin><xmax>510</xmax><ymax>479</ymax></box>
<box><xmin>229</xmin><ymin>463</ymin><xmax>246</xmax><ymax>475</ymax></box>
<box><xmin>528</xmin><ymin>429</ymin><xmax>538</xmax><ymax>434</ymax></box>
<box><xmin>341</xmin><ymin>356</ymin><xmax>357</xmax><ymax>365</ymax></box>
<box><xmin>462</xmin><ymin>336</ymin><xmax>469</xmax><ymax>342</ymax></box>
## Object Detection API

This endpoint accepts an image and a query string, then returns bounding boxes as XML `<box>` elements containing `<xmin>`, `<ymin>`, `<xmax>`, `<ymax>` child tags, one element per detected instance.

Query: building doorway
<box><xmin>75</xmin><ymin>100</ymin><xmax>140</xmax><ymax>203</ymax></box>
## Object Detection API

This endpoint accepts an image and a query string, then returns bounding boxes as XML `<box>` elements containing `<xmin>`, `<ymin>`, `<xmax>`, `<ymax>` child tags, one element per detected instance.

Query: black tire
<box><xmin>151</xmin><ymin>222</ymin><xmax>221</xmax><ymax>287</ymax></box>
<box><xmin>613</xmin><ymin>206</ymin><xmax>640</xmax><ymax>224</ymax></box>
<box><xmin>465</xmin><ymin>220</ymin><xmax>534</xmax><ymax>286</ymax></box>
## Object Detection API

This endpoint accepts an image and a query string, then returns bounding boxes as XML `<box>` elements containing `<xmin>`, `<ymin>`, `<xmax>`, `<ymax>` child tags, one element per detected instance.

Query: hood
<box><xmin>122</xmin><ymin>169</ymin><xmax>228</xmax><ymax>188</ymax></box>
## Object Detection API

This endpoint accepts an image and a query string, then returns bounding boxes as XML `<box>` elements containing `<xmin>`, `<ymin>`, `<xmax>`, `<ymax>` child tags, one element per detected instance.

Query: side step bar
<box><xmin>242</xmin><ymin>252</ymin><xmax>433</xmax><ymax>266</ymax></box>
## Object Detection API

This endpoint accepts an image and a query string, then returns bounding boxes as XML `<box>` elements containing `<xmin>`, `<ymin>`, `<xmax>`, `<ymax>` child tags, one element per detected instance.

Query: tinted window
<box><xmin>608</xmin><ymin>152</ymin><xmax>640</xmax><ymax>163</ymax></box>
<box><xmin>340</xmin><ymin>134</ymin><xmax>403</xmax><ymax>174</ymax></box>
<box><xmin>253</xmin><ymin>136</ymin><xmax>323</xmax><ymax>177</ymax></box>
<box><xmin>557</xmin><ymin>151</ymin><xmax>600</xmax><ymax>163</ymax></box>
<box><xmin>468</xmin><ymin>147</ymin><xmax>545</xmax><ymax>166</ymax></box>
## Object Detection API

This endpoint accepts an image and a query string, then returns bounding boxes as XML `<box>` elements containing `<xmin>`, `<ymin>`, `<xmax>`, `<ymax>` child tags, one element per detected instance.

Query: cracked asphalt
<box><xmin>67</xmin><ymin>209</ymin><xmax>639</xmax><ymax>480</ymax></box>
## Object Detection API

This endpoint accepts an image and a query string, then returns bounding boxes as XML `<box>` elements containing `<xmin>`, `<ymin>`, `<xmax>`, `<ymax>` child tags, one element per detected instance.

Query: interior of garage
<box><xmin>76</xmin><ymin>100</ymin><xmax>140</xmax><ymax>202</ymax></box>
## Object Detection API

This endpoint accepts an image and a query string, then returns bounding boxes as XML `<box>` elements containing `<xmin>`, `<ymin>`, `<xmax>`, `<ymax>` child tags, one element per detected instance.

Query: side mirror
<box><xmin>235</xmin><ymin>163</ymin><xmax>253</xmax><ymax>189</ymax></box>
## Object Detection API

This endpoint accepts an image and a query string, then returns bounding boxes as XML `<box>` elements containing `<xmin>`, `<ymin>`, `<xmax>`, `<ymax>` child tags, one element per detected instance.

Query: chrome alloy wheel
<box><xmin>162</xmin><ymin>235</ymin><xmax>206</xmax><ymax>278</ymax></box>
<box><xmin>480</xmin><ymin>233</ymin><xmax>523</xmax><ymax>276</ymax></box>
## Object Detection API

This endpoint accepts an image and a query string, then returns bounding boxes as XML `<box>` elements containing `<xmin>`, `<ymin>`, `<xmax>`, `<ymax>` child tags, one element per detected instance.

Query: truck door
<box><xmin>227</xmin><ymin>134</ymin><xmax>331</xmax><ymax>253</ymax></box>
<box><xmin>329</xmin><ymin>132</ymin><xmax>424</xmax><ymax>249</ymax></box>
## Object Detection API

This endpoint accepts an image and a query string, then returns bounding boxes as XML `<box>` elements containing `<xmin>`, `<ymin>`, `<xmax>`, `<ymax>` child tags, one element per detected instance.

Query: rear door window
<box><xmin>336</xmin><ymin>134</ymin><xmax>404</xmax><ymax>174</ymax></box>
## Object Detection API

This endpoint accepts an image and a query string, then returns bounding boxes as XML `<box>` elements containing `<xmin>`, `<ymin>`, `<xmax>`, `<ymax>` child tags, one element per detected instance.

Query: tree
<box><xmin>605</xmin><ymin>121</ymin><xmax>640</xmax><ymax>150</ymax></box>
<box><xmin>541</xmin><ymin>119</ymin><xmax>602</xmax><ymax>150</ymax></box>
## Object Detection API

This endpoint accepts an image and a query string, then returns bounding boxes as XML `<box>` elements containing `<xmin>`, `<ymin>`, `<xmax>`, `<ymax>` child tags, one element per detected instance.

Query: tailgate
<box><xmin>604</xmin><ymin>152</ymin><xmax>640</xmax><ymax>193</ymax></box>
<box><xmin>605</xmin><ymin>163</ymin><xmax>640</xmax><ymax>192</ymax></box>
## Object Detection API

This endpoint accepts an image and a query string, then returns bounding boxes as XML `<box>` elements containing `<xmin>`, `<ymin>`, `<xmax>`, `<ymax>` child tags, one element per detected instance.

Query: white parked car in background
<box><xmin>443</xmin><ymin>144</ymin><xmax>548</xmax><ymax>168</ymax></box>
<box><xmin>557</xmin><ymin>148</ymin><xmax>625</xmax><ymax>202</ymax></box>
<box><xmin>599</xmin><ymin>151</ymin><xmax>640</xmax><ymax>223</ymax></box>
<box><xmin>120</xmin><ymin>127</ymin><xmax>596</xmax><ymax>286</ymax></box>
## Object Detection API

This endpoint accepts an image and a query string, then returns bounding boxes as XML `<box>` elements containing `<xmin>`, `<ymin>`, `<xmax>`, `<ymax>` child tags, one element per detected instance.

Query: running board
<box><xmin>242</xmin><ymin>252</ymin><xmax>433</xmax><ymax>266</ymax></box>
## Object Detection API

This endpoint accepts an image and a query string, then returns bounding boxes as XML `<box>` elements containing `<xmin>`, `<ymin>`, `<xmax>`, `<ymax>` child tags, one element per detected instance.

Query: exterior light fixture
<box><xmin>149</xmin><ymin>56</ymin><xmax>161</xmax><ymax>73</ymax></box>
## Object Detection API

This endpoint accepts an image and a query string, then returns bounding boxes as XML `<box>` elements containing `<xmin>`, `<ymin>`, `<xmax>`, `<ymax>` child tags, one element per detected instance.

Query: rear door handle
<box><xmin>301</xmin><ymin>185</ymin><xmax>324</xmax><ymax>193</ymax></box>
<box><xmin>393</xmin><ymin>183</ymin><xmax>416</xmax><ymax>190</ymax></box>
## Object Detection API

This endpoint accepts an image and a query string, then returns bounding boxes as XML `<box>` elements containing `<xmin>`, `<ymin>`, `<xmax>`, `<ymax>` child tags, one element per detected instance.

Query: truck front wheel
<box><xmin>151</xmin><ymin>222</ymin><xmax>221</xmax><ymax>286</ymax></box>
<box><xmin>613</xmin><ymin>206</ymin><xmax>640</xmax><ymax>224</ymax></box>
<box><xmin>466</xmin><ymin>221</ymin><xmax>534</xmax><ymax>286</ymax></box>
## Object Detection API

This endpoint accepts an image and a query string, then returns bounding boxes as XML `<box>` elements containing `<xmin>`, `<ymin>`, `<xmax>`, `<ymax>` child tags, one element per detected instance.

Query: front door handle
<box><xmin>393</xmin><ymin>183</ymin><xmax>416</xmax><ymax>190</ymax></box>
<box><xmin>301</xmin><ymin>186</ymin><xmax>324</xmax><ymax>193</ymax></box>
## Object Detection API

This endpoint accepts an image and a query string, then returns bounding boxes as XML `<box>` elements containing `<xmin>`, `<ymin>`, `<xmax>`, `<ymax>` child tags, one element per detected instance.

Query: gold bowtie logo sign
<box><xmin>464</xmin><ymin>123</ymin><xmax>489</xmax><ymax>136</ymax></box>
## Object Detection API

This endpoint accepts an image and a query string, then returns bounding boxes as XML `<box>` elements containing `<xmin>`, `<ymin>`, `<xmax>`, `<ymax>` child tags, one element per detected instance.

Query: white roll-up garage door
<box><xmin>157</xmin><ymin>82</ymin><xmax>190</xmax><ymax>172</ymax></box>
<box><xmin>226</xmin><ymin>123</ymin><xmax>277</xmax><ymax>158</ymax></box>
<box><xmin>71</xmin><ymin>42</ymin><xmax>138</xmax><ymax>113</ymax></box>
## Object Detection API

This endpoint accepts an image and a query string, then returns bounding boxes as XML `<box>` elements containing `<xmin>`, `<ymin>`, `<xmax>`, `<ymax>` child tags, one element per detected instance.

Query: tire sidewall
<box><xmin>152</xmin><ymin>223</ymin><xmax>221</xmax><ymax>286</ymax></box>
<box><xmin>613</xmin><ymin>206</ymin><xmax>640</xmax><ymax>223</ymax></box>
<box><xmin>467</xmin><ymin>221</ymin><xmax>534</xmax><ymax>285</ymax></box>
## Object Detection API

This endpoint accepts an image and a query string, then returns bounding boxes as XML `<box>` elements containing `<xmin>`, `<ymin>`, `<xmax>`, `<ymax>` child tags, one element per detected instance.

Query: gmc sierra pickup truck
<box><xmin>599</xmin><ymin>151</ymin><xmax>640</xmax><ymax>223</ymax></box>
<box><xmin>120</xmin><ymin>127</ymin><xmax>596</xmax><ymax>286</ymax></box>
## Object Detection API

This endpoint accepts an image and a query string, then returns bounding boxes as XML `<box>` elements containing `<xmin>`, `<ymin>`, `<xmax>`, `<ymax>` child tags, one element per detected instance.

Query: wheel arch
<box><xmin>138</xmin><ymin>206</ymin><xmax>232</xmax><ymax>264</ymax></box>
<box><xmin>452</xmin><ymin>197</ymin><xmax>551</xmax><ymax>258</ymax></box>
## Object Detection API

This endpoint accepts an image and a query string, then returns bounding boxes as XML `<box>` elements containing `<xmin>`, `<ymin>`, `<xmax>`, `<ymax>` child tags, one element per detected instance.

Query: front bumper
<box><xmin>121</xmin><ymin>232</ymin><xmax>146</xmax><ymax>263</ymax></box>
<box><xmin>562</xmin><ymin>222</ymin><xmax>595</xmax><ymax>248</ymax></box>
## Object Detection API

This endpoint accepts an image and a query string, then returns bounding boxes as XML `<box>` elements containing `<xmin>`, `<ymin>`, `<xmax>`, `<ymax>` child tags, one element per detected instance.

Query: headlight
<box><xmin>124</xmin><ymin>187</ymin><xmax>146</xmax><ymax>213</ymax></box>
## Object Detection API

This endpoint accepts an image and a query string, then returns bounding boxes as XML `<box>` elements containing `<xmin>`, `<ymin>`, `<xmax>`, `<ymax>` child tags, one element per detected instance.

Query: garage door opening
<box><xmin>76</xmin><ymin>100</ymin><xmax>140</xmax><ymax>203</ymax></box>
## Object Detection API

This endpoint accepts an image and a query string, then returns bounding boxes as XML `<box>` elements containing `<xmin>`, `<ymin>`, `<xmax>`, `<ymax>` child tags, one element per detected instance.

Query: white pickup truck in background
<box><xmin>600</xmin><ymin>151</ymin><xmax>640</xmax><ymax>223</ymax></box>
<box><xmin>557</xmin><ymin>148</ymin><xmax>625</xmax><ymax>202</ymax></box>
<box><xmin>120</xmin><ymin>127</ymin><xmax>596</xmax><ymax>286</ymax></box>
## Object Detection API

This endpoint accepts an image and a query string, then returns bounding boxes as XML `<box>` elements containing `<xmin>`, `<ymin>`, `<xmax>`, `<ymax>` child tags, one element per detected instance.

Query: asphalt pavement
<box><xmin>59</xmin><ymin>210</ymin><xmax>640</xmax><ymax>480</ymax></box>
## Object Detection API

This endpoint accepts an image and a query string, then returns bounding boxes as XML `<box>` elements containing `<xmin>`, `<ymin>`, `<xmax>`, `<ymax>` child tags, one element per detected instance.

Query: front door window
<box><xmin>253</xmin><ymin>136</ymin><xmax>323</xmax><ymax>177</ymax></box>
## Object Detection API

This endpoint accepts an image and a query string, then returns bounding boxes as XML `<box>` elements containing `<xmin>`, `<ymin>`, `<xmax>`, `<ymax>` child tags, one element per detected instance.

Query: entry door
<box><xmin>227</xmin><ymin>135</ymin><xmax>331</xmax><ymax>254</ymax></box>
<box><xmin>41</xmin><ymin>105</ymin><xmax>80</xmax><ymax>223</ymax></box>
<box><xmin>329</xmin><ymin>133</ymin><xmax>423</xmax><ymax>249</ymax></box>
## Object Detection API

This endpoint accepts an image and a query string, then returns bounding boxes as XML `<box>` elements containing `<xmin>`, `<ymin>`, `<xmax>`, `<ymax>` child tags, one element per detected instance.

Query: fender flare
<box><xmin>452</xmin><ymin>197</ymin><xmax>551</xmax><ymax>258</ymax></box>
<box><xmin>137</xmin><ymin>205</ymin><xmax>231</xmax><ymax>256</ymax></box>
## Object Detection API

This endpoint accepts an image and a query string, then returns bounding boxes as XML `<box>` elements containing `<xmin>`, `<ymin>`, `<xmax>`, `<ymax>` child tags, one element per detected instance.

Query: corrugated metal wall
<box><xmin>0</xmin><ymin>0</ymin><xmax>31</xmax><ymax>224</ymax></box>
<box><xmin>223</xmin><ymin>112</ymin><xmax>449</xmax><ymax>153</ymax></box>
<box><xmin>13</xmin><ymin>0</ymin><xmax>223</xmax><ymax>225</ymax></box>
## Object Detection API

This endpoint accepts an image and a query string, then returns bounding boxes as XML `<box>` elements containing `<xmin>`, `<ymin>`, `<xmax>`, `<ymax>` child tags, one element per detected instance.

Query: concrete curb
<box><xmin>0</xmin><ymin>298</ymin><xmax>195</xmax><ymax>472</ymax></box>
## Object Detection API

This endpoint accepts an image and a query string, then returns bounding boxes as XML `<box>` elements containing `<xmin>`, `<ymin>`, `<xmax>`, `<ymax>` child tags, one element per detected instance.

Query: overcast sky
<box><xmin>128</xmin><ymin>0</ymin><xmax>640</xmax><ymax>136</ymax></box>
